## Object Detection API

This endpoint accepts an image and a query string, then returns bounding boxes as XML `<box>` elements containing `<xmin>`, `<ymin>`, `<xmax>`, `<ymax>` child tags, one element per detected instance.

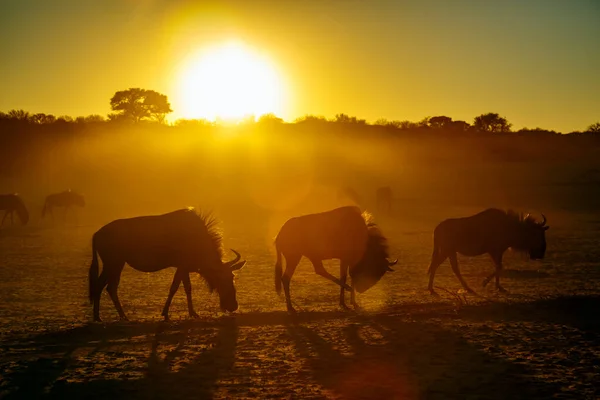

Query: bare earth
<box><xmin>1</xmin><ymin>206</ymin><xmax>599</xmax><ymax>399</ymax></box>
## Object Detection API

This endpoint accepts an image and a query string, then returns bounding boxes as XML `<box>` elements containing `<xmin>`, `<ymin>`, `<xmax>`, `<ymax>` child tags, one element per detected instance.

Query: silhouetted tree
<box><xmin>428</xmin><ymin>116</ymin><xmax>452</xmax><ymax>129</ymax></box>
<box><xmin>7</xmin><ymin>109</ymin><xmax>30</xmax><ymax>121</ymax></box>
<box><xmin>586</xmin><ymin>122</ymin><xmax>600</xmax><ymax>133</ymax></box>
<box><xmin>517</xmin><ymin>127</ymin><xmax>557</xmax><ymax>136</ymax></box>
<box><xmin>473</xmin><ymin>112</ymin><xmax>511</xmax><ymax>133</ymax></box>
<box><xmin>30</xmin><ymin>113</ymin><xmax>57</xmax><ymax>124</ymax></box>
<box><xmin>334</xmin><ymin>113</ymin><xmax>366</xmax><ymax>125</ymax></box>
<box><xmin>85</xmin><ymin>114</ymin><xmax>105</xmax><ymax>123</ymax></box>
<box><xmin>294</xmin><ymin>114</ymin><xmax>328</xmax><ymax>124</ymax></box>
<box><xmin>258</xmin><ymin>113</ymin><xmax>284</xmax><ymax>124</ymax></box>
<box><xmin>109</xmin><ymin>88</ymin><xmax>172</xmax><ymax>123</ymax></box>
<box><xmin>448</xmin><ymin>120</ymin><xmax>471</xmax><ymax>132</ymax></box>
<box><xmin>56</xmin><ymin>115</ymin><xmax>73</xmax><ymax>123</ymax></box>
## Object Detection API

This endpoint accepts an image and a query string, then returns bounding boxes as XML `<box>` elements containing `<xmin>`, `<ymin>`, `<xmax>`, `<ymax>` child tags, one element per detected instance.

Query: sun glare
<box><xmin>175</xmin><ymin>41</ymin><xmax>286</xmax><ymax>122</ymax></box>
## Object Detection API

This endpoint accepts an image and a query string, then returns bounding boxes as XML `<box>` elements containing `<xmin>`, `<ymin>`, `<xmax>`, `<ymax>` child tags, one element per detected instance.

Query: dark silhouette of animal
<box><xmin>376</xmin><ymin>186</ymin><xmax>392</xmax><ymax>215</ymax></box>
<box><xmin>337</xmin><ymin>186</ymin><xmax>363</xmax><ymax>207</ymax></box>
<box><xmin>88</xmin><ymin>208</ymin><xmax>246</xmax><ymax>322</ymax></box>
<box><xmin>42</xmin><ymin>190</ymin><xmax>85</xmax><ymax>220</ymax></box>
<box><xmin>0</xmin><ymin>193</ymin><xmax>29</xmax><ymax>225</ymax></box>
<box><xmin>274</xmin><ymin>206</ymin><xmax>397</xmax><ymax>312</ymax></box>
<box><xmin>427</xmin><ymin>208</ymin><xmax>549</xmax><ymax>294</ymax></box>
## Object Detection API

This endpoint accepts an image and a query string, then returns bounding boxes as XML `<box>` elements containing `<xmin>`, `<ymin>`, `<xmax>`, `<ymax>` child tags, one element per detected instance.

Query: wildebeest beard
<box><xmin>349</xmin><ymin>225</ymin><xmax>391</xmax><ymax>293</ymax></box>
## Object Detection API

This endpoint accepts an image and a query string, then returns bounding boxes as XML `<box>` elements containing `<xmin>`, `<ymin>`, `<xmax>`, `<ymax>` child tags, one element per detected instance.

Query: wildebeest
<box><xmin>427</xmin><ymin>208</ymin><xmax>549</xmax><ymax>294</ymax></box>
<box><xmin>274</xmin><ymin>206</ymin><xmax>397</xmax><ymax>312</ymax></box>
<box><xmin>376</xmin><ymin>186</ymin><xmax>392</xmax><ymax>215</ymax></box>
<box><xmin>42</xmin><ymin>190</ymin><xmax>85</xmax><ymax>220</ymax></box>
<box><xmin>0</xmin><ymin>193</ymin><xmax>29</xmax><ymax>225</ymax></box>
<box><xmin>88</xmin><ymin>208</ymin><xmax>246</xmax><ymax>322</ymax></box>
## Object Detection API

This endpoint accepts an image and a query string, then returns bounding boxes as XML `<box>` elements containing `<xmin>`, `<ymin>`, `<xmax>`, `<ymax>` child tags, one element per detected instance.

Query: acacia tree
<box><xmin>109</xmin><ymin>88</ymin><xmax>172</xmax><ymax>123</ymax></box>
<box><xmin>428</xmin><ymin>115</ymin><xmax>452</xmax><ymax>129</ymax></box>
<box><xmin>473</xmin><ymin>112</ymin><xmax>512</xmax><ymax>133</ymax></box>
<box><xmin>586</xmin><ymin>122</ymin><xmax>600</xmax><ymax>133</ymax></box>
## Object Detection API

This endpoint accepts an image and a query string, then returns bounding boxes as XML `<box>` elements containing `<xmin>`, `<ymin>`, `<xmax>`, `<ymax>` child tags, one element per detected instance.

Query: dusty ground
<box><xmin>1</xmin><ymin>204</ymin><xmax>600</xmax><ymax>399</ymax></box>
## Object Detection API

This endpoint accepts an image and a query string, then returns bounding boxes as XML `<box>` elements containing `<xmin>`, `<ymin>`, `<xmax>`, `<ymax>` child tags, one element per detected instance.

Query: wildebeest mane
<box><xmin>185</xmin><ymin>207</ymin><xmax>225</xmax><ymax>293</ymax></box>
<box><xmin>505</xmin><ymin>209</ymin><xmax>540</xmax><ymax>225</ymax></box>
<box><xmin>350</xmin><ymin>211</ymin><xmax>391</xmax><ymax>292</ymax></box>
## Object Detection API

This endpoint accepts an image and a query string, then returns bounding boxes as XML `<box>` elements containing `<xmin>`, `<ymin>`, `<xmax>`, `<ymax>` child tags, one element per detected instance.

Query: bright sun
<box><xmin>175</xmin><ymin>41</ymin><xmax>286</xmax><ymax>122</ymax></box>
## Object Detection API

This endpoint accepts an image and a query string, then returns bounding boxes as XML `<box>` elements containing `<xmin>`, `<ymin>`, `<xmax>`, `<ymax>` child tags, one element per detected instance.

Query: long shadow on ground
<box><xmin>2</xmin><ymin>297</ymin><xmax>591</xmax><ymax>399</ymax></box>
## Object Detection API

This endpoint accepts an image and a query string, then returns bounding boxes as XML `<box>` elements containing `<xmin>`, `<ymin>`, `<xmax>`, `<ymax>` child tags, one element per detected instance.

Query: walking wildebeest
<box><xmin>427</xmin><ymin>208</ymin><xmax>549</xmax><ymax>294</ymax></box>
<box><xmin>0</xmin><ymin>193</ymin><xmax>29</xmax><ymax>226</ymax></box>
<box><xmin>274</xmin><ymin>206</ymin><xmax>397</xmax><ymax>312</ymax></box>
<box><xmin>376</xmin><ymin>186</ymin><xmax>392</xmax><ymax>215</ymax></box>
<box><xmin>42</xmin><ymin>190</ymin><xmax>85</xmax><ymax>220</ymax></box>
<box><xmin>88</xmin><ymin>208</ymin><xmax>246</xmax><ymax>322</ymax></box>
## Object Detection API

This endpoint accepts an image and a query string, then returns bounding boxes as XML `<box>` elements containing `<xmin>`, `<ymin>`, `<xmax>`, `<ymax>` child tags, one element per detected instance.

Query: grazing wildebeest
<box><xmin>0</xmin><ymin>193</ymin><xmax>29</xmax><ymax>226</ymax></box>
<box><xmin>88</xmin><ymin>208</ymin><xmax>246</xmax><ymax>322</ymax></box>
<box><xmin>274</xmin><ymin>206</ymin><xmax>397</xmax><ymax>312</ymax></box>
<box><xmin>427</xmin><ymin>208</ymin><xmax>549</xmax><ymax>294</ymax></box>
<box><xmin>42</xmin><ymin>190</ymin><xmax>85</xmax><ymax>220</ymax></box>
<box><xmin>376</xmin><ymin>186</ymin><xmax>392</xmax><ymax>215</ymax></box>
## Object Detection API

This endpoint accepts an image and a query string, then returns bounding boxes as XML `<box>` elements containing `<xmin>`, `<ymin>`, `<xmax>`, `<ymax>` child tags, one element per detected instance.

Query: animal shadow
<box><xmin>1</xmin><ymin>319</ymin><xmax>239</xmax><ymax>400</ymax></box>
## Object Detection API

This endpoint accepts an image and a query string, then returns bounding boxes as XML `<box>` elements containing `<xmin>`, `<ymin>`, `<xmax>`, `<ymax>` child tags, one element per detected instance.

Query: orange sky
<box><xmin>1</xmin><ymin>0</ymin><xmax>599</xmax><ymax>132</ymax></box>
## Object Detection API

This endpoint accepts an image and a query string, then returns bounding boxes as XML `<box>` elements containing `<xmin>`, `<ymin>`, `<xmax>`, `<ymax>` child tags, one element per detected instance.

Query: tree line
<box><xmin>1</xmin><ymin>87</ymin><xmax>598</xmax><ymax>135</ymax></box>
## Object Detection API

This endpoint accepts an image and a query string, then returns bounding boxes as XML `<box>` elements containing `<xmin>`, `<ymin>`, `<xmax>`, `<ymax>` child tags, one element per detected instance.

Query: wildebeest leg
<box><xmin>427</xmin><ymin>252</ymin><xmax>447</xmax><ymax>295</ymax></box>
<box><xmin>339</xmin><ymin>262</ymin><xmax>349</xmax><ymax>309</ymax></box>
<box><xmin>106</xmin><ymin>262</ymin><xmax>128</xmax><ymax>321</ymax></box>
<box><xmin>181</xmin><ymin>271</ymin><xmax>199</xmax><ymax>318</ymax></box>
<box><xmin>1</xmin><ymin>211</ymin><xmax>7</xmax><ymax>226</ymax></box>
<box><xmin>162</xmin><ymin>269</ymin><xmax>184</xmax><ymax>321</ymax></box>
<box><xmin>483</xmin><ymin>253</ymin><xmax>506</xmax><ymax>292</ymax></box>
<box><xmin>310</xmin><ymin>259</ymin><xmax>353</xmax><ymax>291</ymax></box>
<box><xmin>282</xmin><ymin>254</ymin><xmax>301</xmax><ymax>313</ymax></box>
<box><xmin>93</xmin><ymin>270</ymin><xmax>108</xmax><ymax>322</ymax></box>
<box><xmin>449</xmin><ymin>253</ymin><xmax>474</xmax><ymax>293</ymax></box>
<box><xmin>10</xmin><ymin>211</ymin><xmax>14</xmax><ymax>225</ymax></box>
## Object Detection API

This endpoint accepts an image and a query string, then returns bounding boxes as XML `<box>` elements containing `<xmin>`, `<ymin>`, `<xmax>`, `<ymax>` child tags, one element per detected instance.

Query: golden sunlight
<box><xmin>174</xmin><ymin>41</ymin><xmax>286</xmax><ymax>121</ymax></box>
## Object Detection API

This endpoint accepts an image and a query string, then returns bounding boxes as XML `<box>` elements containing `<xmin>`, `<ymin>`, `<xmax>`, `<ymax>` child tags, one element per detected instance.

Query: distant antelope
<box><xmin>0</xmin><ymin>193</ymin><xmax>29</xmax><ymax>225</ymax></box>
<box><xmin>376</xmin><ymin>186</ymin><xmax>392</xmax><ymax>215</ymax></box>
<box><xmin>427</xmin><ymin>208</ymin><xmax>549</xmax><ymax>294</ymax></box>
<box><xmin>42</xmin><ymin>190</ymin><xmax>85</xmax><ymax>220</ymax></box>
<box><xmin>88</xmin><ymin>208</ymin><xmax>246</xmax><ymax>322</ymax></box>
<box><xmin>274</xmin><ymin>206</ymin><xmax>397</xmax><ymax>312</ymax></box>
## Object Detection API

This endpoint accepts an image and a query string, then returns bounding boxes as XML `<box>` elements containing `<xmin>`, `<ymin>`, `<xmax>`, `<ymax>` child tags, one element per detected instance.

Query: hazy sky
<box><xmin>1</xmin><ymin>0</ymin><xmax>598</xmax><ymax>132</ymax></box>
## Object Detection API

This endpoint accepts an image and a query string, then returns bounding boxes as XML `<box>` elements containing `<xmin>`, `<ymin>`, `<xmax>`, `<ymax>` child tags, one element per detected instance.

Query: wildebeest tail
<box><xmin>88</xmin><ymin>233</ymin><xmax>99</xmax><ymax>304</ymax></box>
<box><xmin>275</xmin><ymin>241</ymin><xmax>283</xmax><ymax>295</ymax></box>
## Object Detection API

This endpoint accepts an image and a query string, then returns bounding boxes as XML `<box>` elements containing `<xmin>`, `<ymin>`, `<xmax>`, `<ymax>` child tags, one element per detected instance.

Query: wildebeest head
<box><xmin>350</xmin><ymin>224</ymin><xmax>397</xmax><ymax>293</ymax></box>
<box><xmin>513</xmin><ymin>213</ymin><xmax>549</xmax><ymax>260</ymax></box>
<box><xmin>187</xmin><ymin>210</ymin><xmax>246</xmax><ymax>312</ymax></box>
<box><xmin>210</xmin><ymin>249</ymin><xmax>246</xmax><ymax>312</ymax></box>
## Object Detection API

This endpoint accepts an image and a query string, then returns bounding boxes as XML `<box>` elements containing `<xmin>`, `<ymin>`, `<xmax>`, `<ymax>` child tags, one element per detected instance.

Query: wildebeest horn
<box><xmin>386</xmin><ymin>259</ymin><xmax>398</xmax><ymax>271</ymax></box>
<box><xmin>540</xmin><ymin>214</ymin><xmax>547</xmax><ymax>226</ymax></box>
<box><xmin>223</xmin><ymin>249</ymin><xmax>241</xmax><ymax>268</ymax></box>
